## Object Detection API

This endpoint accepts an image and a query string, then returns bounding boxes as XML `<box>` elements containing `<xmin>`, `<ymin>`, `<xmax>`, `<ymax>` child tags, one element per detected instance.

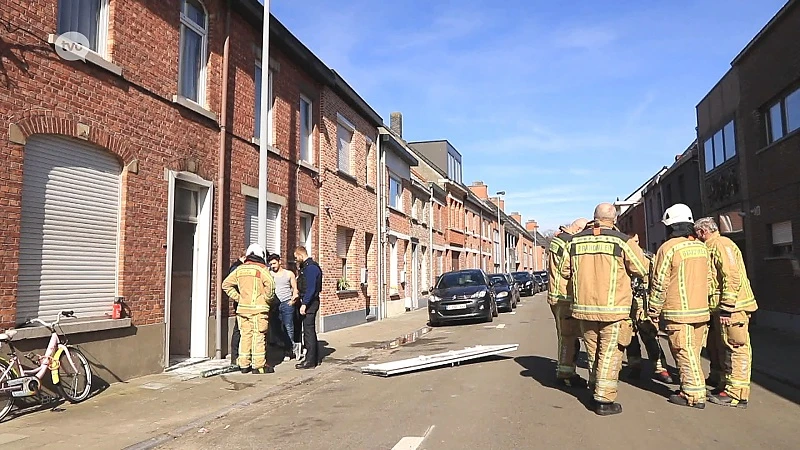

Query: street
<box><xmin>157</xmin><ymin>294</ymin><xmax>800</xmax><ymax>450</ymax></box>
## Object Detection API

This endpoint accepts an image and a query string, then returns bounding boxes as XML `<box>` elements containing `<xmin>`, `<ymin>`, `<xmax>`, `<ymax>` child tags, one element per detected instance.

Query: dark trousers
<box><xmin>627</xmin><ymin>329</ymin><xmax>666</xmax><ymax>370</ymax></box>
<box><xmin>302</xmin><ymin>299</ymin><xmax>320</xmax><ymax>365</ymax></box>
<box><xmin>231</xmin><ymin>318</ymin><xmax>240</xmax><ymax>363</ymax></box>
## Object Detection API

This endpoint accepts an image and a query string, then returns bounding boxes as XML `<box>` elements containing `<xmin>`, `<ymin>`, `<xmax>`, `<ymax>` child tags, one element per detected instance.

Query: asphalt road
<box><xmin>158</xmin><ymin>293</ymin><xmax>800</xmax><ymax>450</ymax></box>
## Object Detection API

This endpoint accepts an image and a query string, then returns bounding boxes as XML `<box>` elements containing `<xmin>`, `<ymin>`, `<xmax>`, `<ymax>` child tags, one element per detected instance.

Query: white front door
<box><xmin>165</xmin><ymin>172</ymin><xmax>213</xmax><ymax>366</ymax></box>
<box><xmin>411</xmin><ymin>244</ymin><xmax>418</xmax><ymax>309</ymax></box>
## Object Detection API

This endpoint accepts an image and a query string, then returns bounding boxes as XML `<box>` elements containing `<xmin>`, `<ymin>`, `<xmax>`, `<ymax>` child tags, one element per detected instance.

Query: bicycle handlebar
<box><xmin>25</xmin><ymin>310</ymin><xmax>76</xmax><ymax>329</ymax></box>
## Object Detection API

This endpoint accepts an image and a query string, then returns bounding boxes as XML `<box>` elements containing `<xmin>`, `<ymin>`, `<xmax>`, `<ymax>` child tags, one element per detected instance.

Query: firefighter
<box><xmin>695</xmin><ymin>217</ymin><xmax>758</xmax><ymax>409</ymax></box>
<box><xmin>626</xmin><ymin>249</ymin><xmax>673</xmax><ymax>384</ymax></box>
<box><xmin>648</xmin><ymin>204</ymin><xmax>710</xmax><ymax>408</ymax></box>
<box><xmin>547</xmin><ymin>217</ymin><xmax>589</xmax><ymax>388</ymax></box>
<box><xmin>562</xmin><ymin>203</ymin><xmax>648</xmax><ymax>416</ymax></box>
<box><xmin>222</xmin><ymin>244</ymin><xmax>276</xmax><ymax>374</ymax></box>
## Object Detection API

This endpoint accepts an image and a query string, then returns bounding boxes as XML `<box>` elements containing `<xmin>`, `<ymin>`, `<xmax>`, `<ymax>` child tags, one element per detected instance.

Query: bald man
<box><xmin>562</xmin><ymin>203</ymin><xmax>648</xmax><ymax>416</ymax></box>
<box><xmin>548</xmin><ymin>217</ymin><xmax>590</xmax><ymax>388</ymax></box>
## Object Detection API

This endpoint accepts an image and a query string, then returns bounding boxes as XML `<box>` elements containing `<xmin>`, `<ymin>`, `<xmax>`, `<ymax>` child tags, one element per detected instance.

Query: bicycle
<box><xmin>0</xmin><ymin>310</ymin><xmax>94</xmax><ymax>422</ymax></box>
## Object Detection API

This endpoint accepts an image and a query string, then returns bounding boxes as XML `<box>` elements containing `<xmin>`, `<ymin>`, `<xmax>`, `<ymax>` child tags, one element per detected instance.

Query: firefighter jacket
<box><xmin>547</xmin><ymin>229</ymin><xmax>573</xmax><ymax>305</ymax></box>
<box><xmin>561</xmin><ymin>223</ymin><xmax>648</xmax><ymax>322</ymax></box>
<box><xmin>222</xmin><ymin>261</ymin><xmax>275</xmax><ymax>316</ymax></box>
<box><xmin>648</xmin><ymin>236</ymin><xmax>710</xmax><ymax>324</ymax></box>
<box><xmin>704</xmin><ymin>232</ymin><xmax>757</xmax><ymax>314</ymax></box>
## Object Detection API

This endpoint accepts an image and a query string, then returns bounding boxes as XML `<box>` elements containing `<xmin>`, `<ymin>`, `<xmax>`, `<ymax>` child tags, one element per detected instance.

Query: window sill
<box><xmin>336</xmin><ymin>289</ymin><xmax>359</xmax><ymax>295</ymax></box>
<box><xmin>172</xmin><ymin>95</ymin><xmax>218</xmax><ymax>122</ymax></box>
<box><xmin>365</xmin><ymin>184</ymin><xmax>375</xmax><ymax>192</ymax></box>
<box><xmin>756</xmin><ymin>128</ymin><xmax>800</xmax><ymax>155</ymax></box>
<box><xmin>9</xmin><ymin>317</ymin><xmax>132</xmax><ymax>340</ymax></box>
<box><xmin>337</xmin><ymin>170</ymin><xmax>358</xmax><ymax>184</ymax></box>
<box><xmin>299</xmin><ymin>160</ymin><xmax>319</xmax><ymax>173</ymax></box>
<box><xmin>47</xmin><ymin>34</ymin><xmax>124</xmax><ymax>77</ymax></box>
<box><xmin>250</xmin><ymin>137</ymin><xmax>280</xmax><ymax>155</ymax></box>
<box><xmin>388</xmin><ymin>205</ymin><xmax>406</xmax><ymax>216</ymax></box>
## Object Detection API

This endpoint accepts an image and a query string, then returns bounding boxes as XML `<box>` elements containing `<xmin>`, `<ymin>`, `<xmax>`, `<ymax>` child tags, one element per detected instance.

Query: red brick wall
<box><xmin>0</xmin><ymin>1</ymin><xmax>322</xmax><ymax>329</ymax></box>
<box><xmin>318</xmin><ymin>86</ymin><xmax>377</xmax><ymax>318</ymax></box>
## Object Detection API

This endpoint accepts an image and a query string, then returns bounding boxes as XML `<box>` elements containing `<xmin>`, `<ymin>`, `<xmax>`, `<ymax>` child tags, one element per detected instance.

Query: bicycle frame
<box><xmin>1</xmin><ymin>329</ymin><xmax>79</xmax><ymax>386</ymax></box>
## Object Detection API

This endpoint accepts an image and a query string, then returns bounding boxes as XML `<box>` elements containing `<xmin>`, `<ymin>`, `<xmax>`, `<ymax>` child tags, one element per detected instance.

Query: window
<box><xmin>243</xmin><ymin>198</ymin><xmax>280</xmax><ymax>253</ymax></box>
<box><xmin>411</xmin><ymin>195</ymin><xmax>419</xmax><ymax>219</ymax></box>
<box><xmin>337</xmin><ymin>115</ymin><xmax>354</xmax><ymax>174</ymax></box>
<box><xmin>336</xmin><ymin>226</ymin><xmax>352</xmax><ymax>283</ymax></box>
<box><xmin>664</xmin><ymin>184</ymin><xmax>673</xmax><ymax>209</ymax></box>
<box><xmin>788</xmin><ymin>89</ymin><xmax>800</xmax><ymax>134</ymax></box>
<box><xmin>678</xmin><ymin>174</ymin><xmax>685</xmax><ymax>201</ymax></box>
<box><xmin>57</xmin><ymin>0</ymin><xmax>109</xmax><ymax>56</ymax></box>
<box><xmin>703</xmin><ymin>120</ymin><xmax>736</xmax><ymax>172</ymax></box>
<box><xmin>300</xmin><ymin>96</ymin><xmax>313</xmax><ymax>163</ymax></box>
<box><xmin>299</xmin><ymin>214</ymin><xmax>313</xmax><ymax>256</ymax></box>
<box><xmin>389</xmin><ymin>176</ymin><xmax>402</xmax><ymax>210</ymax></box>
<box><xmin>771</xmin><ymin>221</ymin><xmax>793</xmax><ymax>257</ymax></box>
<box><xmin>767</xmin><ymin>87</ymin><xmax>800</xmax><ymax>144</ymax></box>
<box><xmin>389</xmin><ymin>237</ymin><xmax>398</xmax><ymax>293</ymax></box>
<box><xmin>365</xmin><ymin>138</ymin><xmax>374</xmax><ymax>186</ymax></box>
<box><xmin>178</xmin><ymin>0</ymin><xmax>208</xmax><ymax>104</ymax></box>
<box><xmin>447</xmin><ymin>153</ymin><xmax>462</xmax><ymax>183</ymax></box>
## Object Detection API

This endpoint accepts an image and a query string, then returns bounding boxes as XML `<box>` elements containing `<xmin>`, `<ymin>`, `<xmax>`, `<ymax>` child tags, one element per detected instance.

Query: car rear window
<box><xmin>436</xmin><ymin>271</ymin><xmax>486</xmax><ymax>289</ymax></box>
<box><xmin>512</xmin><ymin>272</ymin><xmax>530</xmax><ymax>281</ymax></box>
<box><xmin>489</xmin><ymin>275</ymin><xmax>508</xmax><ymax>285</ymax></box>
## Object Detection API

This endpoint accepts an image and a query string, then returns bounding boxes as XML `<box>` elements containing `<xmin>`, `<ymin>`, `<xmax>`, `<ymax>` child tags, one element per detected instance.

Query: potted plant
<box><xmin>337</xmin><ymin>277</ymin><xmax>351</xmax><ymax>291</ymax></box>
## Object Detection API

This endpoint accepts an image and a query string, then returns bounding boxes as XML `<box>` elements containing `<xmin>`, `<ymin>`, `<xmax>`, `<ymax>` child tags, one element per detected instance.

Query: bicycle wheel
<box><xmin>0</xmin><ymin>359</ymin><xmax>18</xmax><ymax>422</ymax></box>
<box><xmin>56</xmin><ymin>347</ymin><xmax>93</xmax><ymax>403</ymax></box>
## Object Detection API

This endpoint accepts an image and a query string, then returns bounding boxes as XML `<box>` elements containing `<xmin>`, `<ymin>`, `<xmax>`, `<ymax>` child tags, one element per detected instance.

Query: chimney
<box><xmin>525</xmin><ymin>220</ymin><xmax>539</xmax><ymax>233</ymax></box>
<box><xmin>509</xmin><ymin>212</ymin><xmax>522</xmax><ymax>224</ymax></box>
<box><xmin>469</xmin><ymin>181</ymin><xmax>488</xmax><ymax>199</ymax></box>
<box><xmin>390</xmin><ymin>112</ymin><xmax>403</xmax><ymax>138</ymax></box>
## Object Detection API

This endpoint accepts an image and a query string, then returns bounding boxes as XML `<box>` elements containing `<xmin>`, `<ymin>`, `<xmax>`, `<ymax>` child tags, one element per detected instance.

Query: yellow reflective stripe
<box><xmin>607</xmin><ymin>255</ymin><xmax>618</xmax><ymax>307</ymax></box>
<box><xmin>685</xmin><ymin>324</ymin><xmax>703</xmax><ymax>393</ymax></box>
<box><xmin>662</xmin><ymin>308</ymin><xmax>709</xmax><ymax>316</ymax></box>
<box><xmin>678</xmin><ymin>263</ymin><xmax>688</xmax><ymax>311</ymax></box>
<box><xmin>598</xmin><ymin>322</ymin><xmax>620</xmax><ymax>387</ymax></box>
<box><xmin>621</xmin><ymin>242</ymin><xmax>648</xmax><ymax>276</ymax></box>
<box><xmin>572</xmin><ymin>305</ymin><xmax>631</xmax><ymax>314</ymax></box>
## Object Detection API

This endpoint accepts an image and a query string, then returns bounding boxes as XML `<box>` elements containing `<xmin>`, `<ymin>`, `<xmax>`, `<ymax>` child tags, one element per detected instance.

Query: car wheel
<box><xmin>484</xmin><ymin>305</ymin><xmax>493</xmax><ymax>323</ymax></box>
<box><xmin>492</xmin><ymin>300</ymin><xmax>499</xmax><ymax>318</ymax></box>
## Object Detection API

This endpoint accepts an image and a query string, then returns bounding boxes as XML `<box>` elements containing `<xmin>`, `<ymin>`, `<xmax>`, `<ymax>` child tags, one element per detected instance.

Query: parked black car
<box><xmin>534</xmin><ymin>270</ymin><xmax>549</xmax><ymax>289</ymax></box>
<box><xmin>429</xmin><ymin>270</ymin><xmax>498</xmax><ymax>326</ymax></box>
<box><xmin>533</xmin><ymin>273</ymin><xmax>546</xmax><ymax>293</ymax></box>
<box><xmin>511</xmin><ymin>271</ymin><xmax>535</xmax><ymax>296</ymax></box>
<box><xmin>489</xmin><ymin>273</ymin><xmax>520</xmax><ymax>312</ymax></box>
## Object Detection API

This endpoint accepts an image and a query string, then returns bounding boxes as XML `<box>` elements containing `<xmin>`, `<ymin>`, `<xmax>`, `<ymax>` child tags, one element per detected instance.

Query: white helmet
<box><xmin>662</xmin><ymin>203</ymin><xmax>694</xmax><ymax>226</ymax></box>
<box><xmin>245</xmin><ymin>243</ymin><xmax>266</xmax><ymax>260</ymax></box>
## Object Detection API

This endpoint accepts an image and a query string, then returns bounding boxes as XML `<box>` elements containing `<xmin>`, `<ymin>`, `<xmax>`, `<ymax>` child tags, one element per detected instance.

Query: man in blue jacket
<box><xmin>294</xmin><ymin>246</ymin><xmax>322</xmax><ymax>369</ymax></box>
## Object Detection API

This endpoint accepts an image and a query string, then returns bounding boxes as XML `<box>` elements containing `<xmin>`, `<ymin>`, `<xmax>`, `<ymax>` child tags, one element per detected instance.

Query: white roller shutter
<box><xmin>244</xmin><ymin>196</ymin><xmax>259</xmax><ymax>247</ymax></box>
<box><xmin>243</xmin><ymin>199</ymin><xmax>279</xmax><ymax>254</ymax></box>
<box><xmin>266</xmin><ymin>202</ymin><xmax>280</xmax><ymax>255</ymax></box>
<box><xmin>18</xmin><ymin>135</ymin><xmax>121</xmax><ymax>321</ymax></box>
<box><xmin>772</xmin><ymin>221</ymin><xmax>793</xmax><ymax>245</ymax></box>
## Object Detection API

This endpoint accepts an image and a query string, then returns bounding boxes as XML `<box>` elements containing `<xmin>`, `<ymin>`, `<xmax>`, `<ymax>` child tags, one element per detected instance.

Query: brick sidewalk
<box><xmin>0</xmin><ymin>309</ymin><xmax>429</xmax><ymax>450</ymax></box>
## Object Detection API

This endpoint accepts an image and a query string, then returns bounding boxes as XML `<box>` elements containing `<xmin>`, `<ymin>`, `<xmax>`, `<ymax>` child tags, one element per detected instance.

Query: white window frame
<box><xmin>178</xmin><ymin>0</ymin><xmax>209</xmax><ymax>105</ymax></box>
<box><xmin>365</xmin><ymin>137</ymin><xmax>374</xmax><ymax>186</ymax></box>
<box><xmin>389</xmin><ymin>175</ymin><xmax>403</xmax><ymax>211</ymax></box>
<box><xmin>299</xmin><ymin>214</ymin><xmax>313</xmax><ymax>256</ymax></box>
<box><xmin>299</xmin><ymin>94</ymin><xmax>313</xmax><ymax>163</ymax></box>
<box><xmin>390</xmin><ymin>238</ymin><xmax>399</xmax><ymax>294</ymax></box>
<box><xmin>57</xmin><ymin>0</ymin><xmax>111</xmax><ymax>58</ymax></box>
<box><xmin>336</xmin><ymin>113</ymin><xmax>355</xmax><ymax>174</ymax></box>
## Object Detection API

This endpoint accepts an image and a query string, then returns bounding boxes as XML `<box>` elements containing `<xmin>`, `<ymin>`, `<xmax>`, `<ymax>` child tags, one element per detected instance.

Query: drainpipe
<box><xmin>257</xmin><ymin>1</ymin><xmax>270</xmax><ymax>249</ymax></box>
<box><xmin>213</xmin><ymin>0</ymin><xmax>232</xmax><ymax>360</ymax></box>
<box><xmin>375</xmin><ymin>137</ymin><xmax>383</xmax><ymax>320</ymax></box>
<box><xmin>378</xmin><ymin>138</ymin><xmax>387</xmax><ymax>319</ymax></box>
<box><xmin>429</xmin><ymin>184</ymin><xmax>434</xmax><ymax>287</ymax></box>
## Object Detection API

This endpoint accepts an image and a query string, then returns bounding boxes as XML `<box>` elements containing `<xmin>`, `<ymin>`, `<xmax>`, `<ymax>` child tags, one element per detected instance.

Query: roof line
<box><xmin>731</xmin><ymin>0</ymin><xmax>798</xmax><ymax>65</ymax></box>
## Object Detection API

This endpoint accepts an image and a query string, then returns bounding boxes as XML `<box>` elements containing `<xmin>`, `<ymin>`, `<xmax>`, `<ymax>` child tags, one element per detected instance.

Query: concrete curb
<box><xmin>123</xmin><ymin>325</ymin><xmax>432</xmax><ymax>450</ymax></box>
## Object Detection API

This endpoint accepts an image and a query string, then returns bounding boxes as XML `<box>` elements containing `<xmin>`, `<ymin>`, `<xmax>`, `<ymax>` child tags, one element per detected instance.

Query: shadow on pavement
<box><xmin>514</xmin><ymin>355</ymin><xmax>595</xmax><ymax>412</ymax></box>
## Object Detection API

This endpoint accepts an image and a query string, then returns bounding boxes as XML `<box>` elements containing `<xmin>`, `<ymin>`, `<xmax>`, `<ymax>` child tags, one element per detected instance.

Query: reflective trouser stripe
<box><xmin>237</xmin><ymin>314</ymin><xmax>268</xmax><ymax>369</ymax></box>
<box><xmin>722</xmin><ymin>313</ymin><xmax>752</xmax><ymax>401</ymax></box>
<box><xmin>666</xmin><ymin>322</ymin><xmax>707</xmax><ymax>404</ymax></box>
<box><xmin>581</xmin><ymin>320</ymin><xmax>624</xmax><ymax>403</ymax></box>
<box><xmin>551</xmin><ymin>303</ymin><xmax>579</xmax><ymax>378</ymax></box>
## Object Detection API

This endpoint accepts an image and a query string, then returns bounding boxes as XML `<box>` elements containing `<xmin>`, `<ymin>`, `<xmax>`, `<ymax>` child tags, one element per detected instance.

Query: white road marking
<box><xmin>392</xmin><ymin>426</ymin><xmax>435</xmax><ymax>450</ymax></box>
<box><xmin>509</xmin><ymin>312</ymin><xmax>516</xmax><ymax>315</ymax></box>
<box><xmin>496</xmin><ymin>324</ymin><xmax>506</xmax><ymax>329</ymax></box>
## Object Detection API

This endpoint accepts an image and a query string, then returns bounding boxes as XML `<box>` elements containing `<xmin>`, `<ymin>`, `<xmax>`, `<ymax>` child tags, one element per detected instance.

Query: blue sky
<box><xmin>270</xmin><ymin>0</ymin><xmax>786</xmax><ymax>231</ymax></box>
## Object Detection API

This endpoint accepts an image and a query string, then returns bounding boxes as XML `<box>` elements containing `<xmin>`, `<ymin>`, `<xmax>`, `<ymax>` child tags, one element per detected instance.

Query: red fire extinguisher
<box><xmin>112</xmin><ymin>298</ymin><xmax>122</xmax><ymax>319</ymax></box>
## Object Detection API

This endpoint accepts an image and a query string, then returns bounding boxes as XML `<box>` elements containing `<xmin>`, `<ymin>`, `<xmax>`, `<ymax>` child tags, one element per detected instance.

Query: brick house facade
<box><xmin>696</xmin><ymin>0</ymin><xmax>800</xmax><ymax>332</ymax></box>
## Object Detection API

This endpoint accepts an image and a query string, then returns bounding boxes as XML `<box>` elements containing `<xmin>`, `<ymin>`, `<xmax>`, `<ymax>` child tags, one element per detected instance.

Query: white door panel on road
<box><xmin>361</xmin><ymin>344</ymin><xmax>519</xmax><ymax>377</ymax></box>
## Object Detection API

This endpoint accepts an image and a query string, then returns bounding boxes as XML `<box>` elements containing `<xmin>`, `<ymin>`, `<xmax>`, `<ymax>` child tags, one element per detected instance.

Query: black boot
<box><xmin>653</xmin><ymin>370</ymin><xmax>674</xmax><ymax>384</ymax></box>
<box><xmin>252</xmin><ymin>366</ymin><xmax>275</xmax><ymax>374</ymax></box>
<box><xmin>240</xmin><ymin>366</ymin><xmax>252</xmax><ymax>374</ymax></box>
<box><xmin>295</xmin><ymin>360</ymin><xmax>317</xmax><ymax>370</ymax></box>
<box><xmin>668</xmin><ymin>393</ymin><xmax>705</xmax><ymax>409</ymax></box>
<box><xmin>595</xmin><ymin>402</ymin><xmax>623</xmax><ymax>416</ymax></box>
<box><xmin>557</xmin><ymin>375</ymin><xmax>588</xmax><ymax>388</ymax></box>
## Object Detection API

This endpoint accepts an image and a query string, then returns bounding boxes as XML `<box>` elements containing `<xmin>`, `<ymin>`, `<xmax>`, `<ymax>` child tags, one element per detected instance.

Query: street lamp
<box><xmin>496</xmin><ymin>191</ymin><xmax>505</xmax><ymax>272</ymax></box>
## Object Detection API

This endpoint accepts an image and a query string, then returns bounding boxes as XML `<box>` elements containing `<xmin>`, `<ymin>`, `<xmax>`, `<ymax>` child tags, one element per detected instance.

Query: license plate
<box><xmin>445</xmin><ymin>304</ymin><xmax>467</xmax><ymax>310</ymax></box>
